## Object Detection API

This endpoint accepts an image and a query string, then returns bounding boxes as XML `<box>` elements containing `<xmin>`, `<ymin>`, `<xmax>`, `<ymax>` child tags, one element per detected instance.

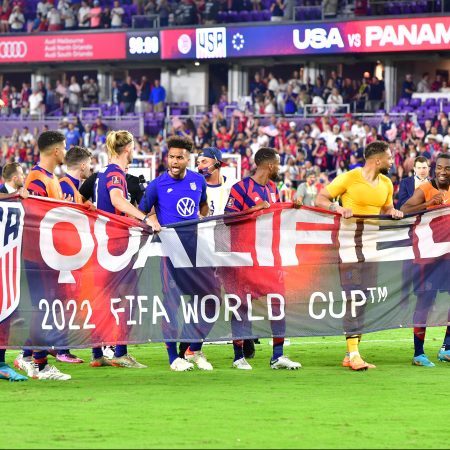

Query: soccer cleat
<box><xmin>14</xmin><ymin>353</ymin><xmax>38</xmax><ymax>378</ymax></box>
<box><xmin>110</xmin><ymin>354</ymin><xmax>147</xmax><ymax>369</ymax></box>
<box><xmin>36</xmin><ymin>364</ymin><xmax>71</xmax><ymax>381</ymax></box>
<box><xmin>102</xmin><ymin>346</ymin><xmax>115</xmax><ymax>359</ymax></box>
<box><xmin>437</xmin><ymin>349</ymin><xmax>450</xmax><ymax>362</ymax></box>
<box><xmin>185</xmin><ymin>350</ymin><xmax>213</xmax><ymax>371</ymax></box>
<box><xmin>90</xmin><ymin>356</ymin><xmax>113</xmax><ymax>368</ymax></box>
<box><xmin>232</xmin><ymin>357</ymin><xmax>252</xmax><ymax>370</ymax></box>
<box><xmin>170</xmin><ymin>357</ymin><xmax>194</xmax><ymax>372</ymax></box>
<box><xmin>0</xmin><ymin>363</ymin><xmax>28</xmax><ymax>382</ymax></box>
<box><xmin>243</xmin><ymin>339</ymin><xmax>255</xmax><ymax>359</ymax></box>
<box><xmin>270</xmin><ymin>355</ymin><xmax>302</xmax><ymax>370</ymax></box>
<box><xmin>344</xmin><ymin>355</ymin><xmax>376</xmax><ymax>369</ymax></box>
<box><xmin>412</xmin><ymin>354</ymin><xmax>435</xmax><ymax>367</ymax></box>
<box><xmin>56</xmin><ymin>353</ymin><xmax>84</xmax><ymax>364</ymax></box>
<box><xmin>349</xmin><ymin>355</ymin><xmax>370</xmax><ymax>371</ymax></box>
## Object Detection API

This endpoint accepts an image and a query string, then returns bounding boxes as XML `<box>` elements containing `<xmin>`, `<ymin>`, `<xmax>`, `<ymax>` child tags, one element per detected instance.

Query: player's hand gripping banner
<box><xmin>0</xmin><ymin>196</ymin><xmax>449</xmax><ymax>349</ymax></box>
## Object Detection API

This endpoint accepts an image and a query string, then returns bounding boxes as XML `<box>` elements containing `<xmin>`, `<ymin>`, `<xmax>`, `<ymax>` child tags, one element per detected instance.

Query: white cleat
<box><xmin>36</xmin><ymin>364</ymin><xmax>71</xmax><ymax>381</ymax></box>
<box><xmin>185</xmin><ymin>351</ymin><xmax>213</xmax><ymax>371</ymax></box>
<box><xmin>270</xmin><ymin>355</ymin><xmax>302</xmax><ymax>370</ymax></box>
<box><xmin>232</xmin><ymin>357</ymin><xmax>252</xmax><ymax>370</ymax></box>
<box><xmin>14</xmin><ymin>353</ymin><xmax>37</xmax><ymax>378</ymax></box>
<box><xmin>170</xmin><ymin>357</ymin><xmax>194</xmax><ymax>372</ymax></box>
<box><xmin>102</xmin><ymin>346</ymin><xmax>115</xmax><ymax>359</ymax></box>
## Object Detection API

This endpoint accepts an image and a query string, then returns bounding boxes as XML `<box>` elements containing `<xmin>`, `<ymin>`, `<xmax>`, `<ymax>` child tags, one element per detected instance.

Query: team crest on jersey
<box><xmin>227</xmin><ymin>198</ymin><xmax>234</xmax><ymax>208</ymax></box>
<box><xmin>0</xmin><ymin>203</ymin><xmax>24</xmax><ymax>324</ymax></box>
<box><xmin>271</xmin><ymin>193</ymin><xmax>276</xmax><ymax>203</ymax></box>
<box><xmin>112</xmin><ymin>176</ymin><xmax>121</xmax><ymax>185</ymax></box>
<box><xmin>190</xmin><ymin>182</ymin><xmax>197</xmax><ymax>191</ymax></box>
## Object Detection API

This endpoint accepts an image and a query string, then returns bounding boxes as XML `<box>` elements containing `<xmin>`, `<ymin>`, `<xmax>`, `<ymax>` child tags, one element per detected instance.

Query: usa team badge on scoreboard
<box><xmin>196</xmin><ymin>27</ymin><xmax>227</xmax><ymax>59</ymax></box>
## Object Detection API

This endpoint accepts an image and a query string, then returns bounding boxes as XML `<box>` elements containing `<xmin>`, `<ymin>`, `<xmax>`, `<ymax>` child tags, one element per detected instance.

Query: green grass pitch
<box><xmin>2</xmin><ymin>327</ymin><xmax>449</xmax><ymax>449</ymax></box>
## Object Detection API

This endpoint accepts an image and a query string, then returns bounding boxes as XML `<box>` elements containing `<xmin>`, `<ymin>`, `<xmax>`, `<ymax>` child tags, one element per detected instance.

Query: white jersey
<box><xmin>206</xmin><ymin>176</ymin><xmax>230</xmax><ymax>216</ymax></box>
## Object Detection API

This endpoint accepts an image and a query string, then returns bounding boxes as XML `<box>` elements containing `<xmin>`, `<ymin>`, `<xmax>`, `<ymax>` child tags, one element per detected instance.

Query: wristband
<box><xmin>329</xmin><ymin>203</ymin><xmax>338</xmax><ymax>212</ymax></box>
<box><xmin>141</xmin><ymin>213</ymin><xmax>150</xmax><ymax>223</ymax></box>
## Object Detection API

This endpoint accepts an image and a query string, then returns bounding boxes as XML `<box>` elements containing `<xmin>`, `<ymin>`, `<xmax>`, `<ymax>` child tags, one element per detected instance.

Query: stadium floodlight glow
<box><xmin>0</xmin><ymin>41</ymin><xmax>27</xmax><ymax>59</ymax></box>
<box><xmin>194</xmin><ymin>61</ymin><xmax>200</xmax><ymax>66</ymax></box>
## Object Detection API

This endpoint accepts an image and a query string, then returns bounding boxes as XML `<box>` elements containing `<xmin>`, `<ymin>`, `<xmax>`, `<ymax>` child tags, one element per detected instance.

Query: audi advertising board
<box><xmin>0</xmin><ymin>32</ymin><xmax>126</xmax><ymax>63</ymax></box>
<box><xmin>160</xmin><ymin>15</ymin><xmax>450</xmax><ymax>60</ymax></box>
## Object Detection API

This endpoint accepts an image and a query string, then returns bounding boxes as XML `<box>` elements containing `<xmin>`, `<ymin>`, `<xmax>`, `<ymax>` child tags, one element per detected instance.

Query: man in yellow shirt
<box><xmin>316</xmin><ymin>140</ymin><xmax>403</xmax><ymax>370</ymax></box>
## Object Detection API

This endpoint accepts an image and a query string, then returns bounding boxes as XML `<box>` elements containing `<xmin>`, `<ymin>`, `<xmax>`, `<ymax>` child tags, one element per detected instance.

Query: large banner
<box><xmin>0</xmin><ymin>197</ymin><xmax>449</xmax><ymax>349</ymax></box>
<box><xmin>160</xmin><ymin>16</ymin><xmax>450</xmax><ymax>59</ymax></box>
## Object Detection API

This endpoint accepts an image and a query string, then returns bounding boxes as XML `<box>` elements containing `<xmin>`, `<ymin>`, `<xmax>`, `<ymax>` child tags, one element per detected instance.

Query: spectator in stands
<box><xmin>92</xmin><ymin>116</ymin><xmax>108</xmax><ymax>135</ymax></box>
<box><xmin>90</xmin><ymin>0</ymin><xmax>102</xmax><ymax>28</ymax></box>
<box><xmin>100</xmin><ymin>6</ymin><xmax>111</xmax><ymax>28</ymax></box>
<box><xmin>88</xmin><ymin>78</ymin><xmax>99</xmax><ymax>105</ymax></box>
<box><xmin>416</xmin><ymin>72</ymin><xmax>431</xmax><ymax>93</ymax></box>
<box><xmin>431</xmin><ymin>73</ymin><xmax>443</xmax><ymax>92</ymax></box>
<box><xmin>378</xmin><ymin>113</ymin><xmax>395</xmax><ymax>141</ymax></box>
<box><xmin>326</xmin><ymin>87</ymin><xmax>343</xmax><ymax>114</ymax></box>
<box><xmin>367</xmin><ymin>76</ymin><xmax>385</xmax><ymax>112</ymax></box>
<box><xmin>120</xmin><ymin>76</ymin><xmax>137</xmax><ymax>114</ymax></box>
<box><xmin>440</xmin><ymin>80</ymin><xmax>450</xmax><ymax>93</ymax></box>
<box><xmin>204</xmin><ymin>0</ymin><xmax>219</xmax><ymax>24</ymax></box>
<box><xmin>138</xmin><ymin>76</ymin><xmax>151</xmax><ymax>112</ymax></box>
<box><xmin>68</xmin><ymin>76</ymin><xmax>81</xmax><ymax>113</ymax></box>
<box><xmin>37</xmin><ymin>0</ymin><xmax>52</xmax><ymax>17</ymax></box>
<box><xmin>270</xmin><ymin>0</ymin><xmax>285</xmax><ymax>21</ymax></box>
<box><xmin>8</xmin><ymin>4</ymin><xmax>24</xmax><ymax>31</ymax></box>
<box><xmin>355</xmin><ymin>76</ymin><xmax>370</xmax><ymax>111</ymax></box>
<box><xmin>111</xmin><ymin>79</ymin><xmax>120</xmax><ymax>106</ymax></box>
<box><xmin>78</xmin><ymin>0</ymin><xmax>91</xmax><ymax>29</ymax></box>
<box><xmin>47</xmin><ymin>5</ymin><xmax>62</xmax><ymax>31</ymax></box>
<box><xmin>0</xmin><ymin>1</ymin><xmax>12</xmax><ymax>33</ymax></box>
<box><xmin>149</xmin><ymin>79</ymin><xmax>166</xmax><ymax>112</ymax></box>
<box><xmin>65</xmin><ymin>122</ymin><xmax>82</xmax><ymax>149</ymax></box>
<box><xmin>175</xmin><ymin>0</ymin><xmax>197</xmax><ymax>25</ymax></box>
<box><xmin>401</xmin><ymin>73</ymin><xmax>415</xmax><ymax>99</ymax></box>
<box><xmin>111</xmin><ymin>0</ymin><xmax>124</xmax><ymax>28</ymax></box>
<box><xmin>156</xmin><ymin>0</ymin><xmax>170</xmax><ymax>27</ymax></box>
<box><xmin>144</xmin><ymin>0</ymin><xmax>157</xmax><ymax>15</ymax></box>
<box><xmin>249</xmin><ymin>72</ymin><xmax>266</xmax><ymax>102</ymax></box>
<box><xmin>267</xmin><ymin>72</ymin><xmax>279</xmax><ymax>96</ymax></box>
<box><xmin>283</xmin><ymin>85</ymin><xmax>296</xmax><ymax>114</ymax></box>
<box><xmin>82</xmin><ymin>123</ymin><xmax>95</xmax><ymax>148</ymax></box>
<box><xmin>9</xmin><ymin>85</ymin><xmax>20</xmax><ymax>116</ymax></box>
<box><xmin>28</xmin><ymin>88</ymin><xmax>43</xmax><ymax>118</ymax></box>
<box><xmin>81</xmin><ymin>75</ymin><xmax>90</xmax><ymax>107</ymax></box>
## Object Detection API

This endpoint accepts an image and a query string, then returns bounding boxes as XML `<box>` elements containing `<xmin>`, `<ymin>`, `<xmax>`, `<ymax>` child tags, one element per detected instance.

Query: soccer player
<box><xmin>93</xmin><ymin>130</ymin><xmax>159</xmax><ymax>368</ymax></box>
<box><xmin>316</xmin><ymin>140</ymin><xmax>403</xmax><ymax>371</ymax></box>
<box><xmin>178</xmin><ymin>147</ymin><xmax>231</xmax><ymax>367</ymax></box>
<box><xmin>0</xmin><ymin>164</ymin><xmax>28</xmax><ymax>382</ymax></box>
<box><xmin>15</xmin><ymin>130</ymin><xmax>73</xmax><ymax>380</ymax></box>
<box><xmin>139</xmin><ymin>136</ymin><xmax>210</xmax><ymax>371</ymax></box>
<box><xmin>225</xmin><ymin>147</ymin><xmax>302</xmax><ymax>370</ymax></box>
<box><xmin>401</xmin><ymin>153</ymin><xmax>450</xmax><ymax>366</ymax></box>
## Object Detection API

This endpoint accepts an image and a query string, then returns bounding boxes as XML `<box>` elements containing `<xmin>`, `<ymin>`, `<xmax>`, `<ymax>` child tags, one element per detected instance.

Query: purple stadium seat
<box><xmin>424</xmin><ymin>98</ymin><xmax>436</xmax><ymax>107</ymax></box>
<box><xmin>262</xmin><ymin>9</ymin><xmax>272</xmax><ymax>20</ymax></box>
<box><xmin>238</xmin><ymin>10</ymin><xmax>250</xmax><ymax>22</ymax></box>
<box><xmin>398</xmin><ymin>98</ymin><xmax>410</xmax><ymax>107</ymax></box>
<box><xmin>217</xmin><ymin>11</ymin><xmax>226</xmax><ymax>23</ymax></box>
<box><xmin>410</xmin><ymin>98</ymin><xmax>421</xmax><ymax>108</ymax></box>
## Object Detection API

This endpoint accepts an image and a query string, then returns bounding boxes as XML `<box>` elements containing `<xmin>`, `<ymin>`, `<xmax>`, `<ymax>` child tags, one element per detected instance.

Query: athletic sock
<box><xmin>272</xmin><ymin>337</ymin><xmax>284</xmax><ymax>361</ymax></box>
<box><xmin>92</xmin><ymin>347</ymin><xmax>103</xmax><ymax>359</ymax></box>
<box><xmin>346</xmin><ymin>336</ymin><xmax>359</xmax><ymax>355</ymax></box>
<box><xmin>443</xmin><ymin>326</ymin><xmax>450</xmax><ymax>351</ymax></box>
<box><xmin>33</xmin><ymin>351</ymin><xmax>48</xmax><ymax>371</ymax></box>
<box><xmin>413</xmin><ymin>327</ymin><xmax>426</xmax><ymax>356</ymax></box>
<box><xmin>23</xmin><ymin>349</ymin><xmax>32</xmax><ymax>358</ymax></box>
<box><xmin>114</xmin><ymin>345</ymin><xmax>127</xmax><ymax>358</ymax></box>
<box><xmin>189</xmin><ymin>342</ymin><xmax>202</xmax><ymax>352</ymax></box>
<box><xmin>0</xmin><ymin>349</ymin><xmax>5</xmax><ymax>363</ymax></box>
<box><xmin>233</xmin><ymin>340</ymin><xmax>244</xmax><ymax>361</ymax></box>
<box><xmin>166</xmin><ymin>342</ymin><xmax>179</xmax><ymax>364</ymax></box>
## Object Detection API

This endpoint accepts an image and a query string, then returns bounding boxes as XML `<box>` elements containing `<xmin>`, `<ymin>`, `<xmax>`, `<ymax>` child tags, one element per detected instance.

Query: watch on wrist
<box><xmin>141</xmin><ymin>213</ymin><xmax>150</xmax><ymax>223</ymax></box>
<box><xmin>329</xmin><ymin>202</ymin><xmax>338</xmax><ymax>212</ymax></box>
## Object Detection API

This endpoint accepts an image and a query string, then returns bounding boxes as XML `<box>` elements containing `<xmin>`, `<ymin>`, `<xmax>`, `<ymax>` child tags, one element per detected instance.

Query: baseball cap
<box><xmin>200</xmin><ymin>147</ymin><xmax>228</xmax><ymax>166</ymax></box>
